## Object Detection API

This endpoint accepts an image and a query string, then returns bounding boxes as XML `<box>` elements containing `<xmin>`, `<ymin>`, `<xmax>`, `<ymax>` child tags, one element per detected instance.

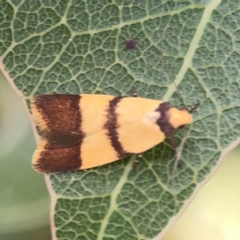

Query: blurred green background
<box><xmin>1</xmin><ymin>71</ymin><xmax>240</xmax><ymax>240</ymax></box>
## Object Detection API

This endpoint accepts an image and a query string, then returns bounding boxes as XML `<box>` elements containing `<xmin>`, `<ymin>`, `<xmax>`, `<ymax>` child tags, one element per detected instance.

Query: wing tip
<box><xmin>31</xmin><ymin>144</ymin><xmax>82</xmax><ymax>174</ymax></box>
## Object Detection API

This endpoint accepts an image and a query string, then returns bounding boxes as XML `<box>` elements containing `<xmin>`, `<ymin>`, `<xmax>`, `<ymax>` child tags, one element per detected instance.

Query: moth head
<box><xmin>168</xmin><ymin>108</ymin><xmax>193</xmax><ymax>129</ymax></box>
<box><xmin>169</xmin><ymin>101</ymin><xmax>199</xmax><ymax>129</ymax></box>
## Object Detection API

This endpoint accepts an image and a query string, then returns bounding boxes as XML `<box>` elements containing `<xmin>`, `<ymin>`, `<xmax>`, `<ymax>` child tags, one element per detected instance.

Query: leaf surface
<box><xmin>1</xmin><ymin>0</ymin><xmax>240</xmax><ymax>239</ymax></box>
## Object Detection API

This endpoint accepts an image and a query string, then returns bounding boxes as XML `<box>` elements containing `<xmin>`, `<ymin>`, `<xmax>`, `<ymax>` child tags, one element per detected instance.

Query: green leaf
<box><xmin>1</xmin><ymin>0</ymin><xmax>240</xmax><ymax>239</ymax></box>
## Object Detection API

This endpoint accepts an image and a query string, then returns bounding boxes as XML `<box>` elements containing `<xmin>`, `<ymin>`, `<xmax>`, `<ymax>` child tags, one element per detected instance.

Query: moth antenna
<box><xmin>162</xmin><ymin>61</ymin><xmax>200</xmax><ymax>189</ymax></box>
<box><xmin>167</xmin><ymin>69</ymin><xmax>200</xmax><ymax>112</ymax></box>
<box><xmin>186</xmin><ymin>101</ymin><xmax>200</xmax><ymax>112</ymax></box>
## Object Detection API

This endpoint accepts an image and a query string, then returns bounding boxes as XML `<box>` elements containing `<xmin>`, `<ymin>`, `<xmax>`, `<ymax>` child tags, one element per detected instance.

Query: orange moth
<box><xmin>31</xmin><ymin>93</ymin><xmax>198</xmax><ymax>174</ymax></box>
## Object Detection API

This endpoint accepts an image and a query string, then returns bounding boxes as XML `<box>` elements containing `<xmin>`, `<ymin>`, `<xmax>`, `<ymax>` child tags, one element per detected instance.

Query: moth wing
<box><xmin>31</xmin><ymin>94</ymin><xmax>166</xmax><ymax>173</ymax></box>
<box><xmin>31</xmin><ymin>94</ymin><xmax>116</xmax><ymax>173</ymax></box>
<box><xmin>115</xmin><ymin>97</ymin><xmax>166</xmax><ymax>153</ymax></box>
<box><xmin>31</xmin><ymin>94</ymin><xmax>114</xmax><ymax>148</ymax></box>
<box><xmin>32</xmin><ymin>139</ymin><xmax>81</xmax><ymax>173</ymax></box>
<box><xmin>79</xmin><ymin>97</ymin><xmax>166</xmax><ymax>169</ymax></box>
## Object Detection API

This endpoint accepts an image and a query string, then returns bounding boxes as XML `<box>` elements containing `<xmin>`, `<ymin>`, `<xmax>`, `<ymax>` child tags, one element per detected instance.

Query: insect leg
<box><xmin>133</xmin><ymin>154</ymin><xmax>142</xmax><ymax>171</ymax></box>
<box><xmin>131</xmin><ymin>87</ymin><xmax>138</xmax><ymax>97</ymax></box>
<box><xmin>170</xmin><ymin>134</ymin><xmax>178</xmax><ymax>161</ymax></box>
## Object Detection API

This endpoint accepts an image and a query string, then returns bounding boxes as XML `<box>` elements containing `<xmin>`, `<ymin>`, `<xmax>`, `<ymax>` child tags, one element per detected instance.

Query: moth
<box><xmin>31</xmin><ymin>93</ymin><xmax>198</xmax><ymax>173</ymax></box>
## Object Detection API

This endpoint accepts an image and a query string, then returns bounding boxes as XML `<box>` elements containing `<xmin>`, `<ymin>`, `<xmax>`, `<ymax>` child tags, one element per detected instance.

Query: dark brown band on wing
<box><xmin>105</xmin><ymin>96</ymin><xmax>131</xmax><ymax>158</ymax></box>
<box><xmin>33</xmin><ymin>146</ymin><xmax>81</xmax><ymax>173</ymax></box>
<box><xmin>33</xmin><ymin>94</ymin><xmax>81</xmax><ymax>134</ymax></box>
<box><xmin>155</xmin><ymin>102</ymin><xmax>175</xmax><ymax>136</ymax></box>
<box><xmin>33</xmin><ymin>94</ymin><xmax>83</xmax><ymax>171</ymax></box>
<box><xmin>35</xmin><ymin>94</ymin><xmax>84</xmax><ymax>146</ymax></box>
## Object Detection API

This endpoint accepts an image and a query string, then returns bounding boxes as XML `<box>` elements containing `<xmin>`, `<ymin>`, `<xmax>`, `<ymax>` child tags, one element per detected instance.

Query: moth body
<box><xmin>31</xmin><ymin>94</ymin><xmax>194</xmax><ymax>173</ymax></box>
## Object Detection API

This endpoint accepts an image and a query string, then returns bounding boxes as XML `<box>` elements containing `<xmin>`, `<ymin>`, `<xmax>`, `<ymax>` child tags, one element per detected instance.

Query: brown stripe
<box><xmin>36</xmin><ymin>94</ymin><xmax>83</xmax><ymax>146</ymax></box>
<box><xmin>105</xmin><ymin>96</ymin><xmax>131</xmax><ymax>158</ymax></box>
<box><xmin>155</xmin><ymin>102</ymin><xmax>175</xmax><ymax>136</ymax></box>
<box><xmin>34</xmin><ymin>146</ymin><xmax>81</xmax><ymax>173</ymax></box>
<box><xmin>33</xmin><ymin>94</ymin><xmax>83</xmax><ymax>171</ymax></box>
<box><xmin>33</xmin><ymin>94</ymin><xmax>81</xmax><ymax>134</ymax></box>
